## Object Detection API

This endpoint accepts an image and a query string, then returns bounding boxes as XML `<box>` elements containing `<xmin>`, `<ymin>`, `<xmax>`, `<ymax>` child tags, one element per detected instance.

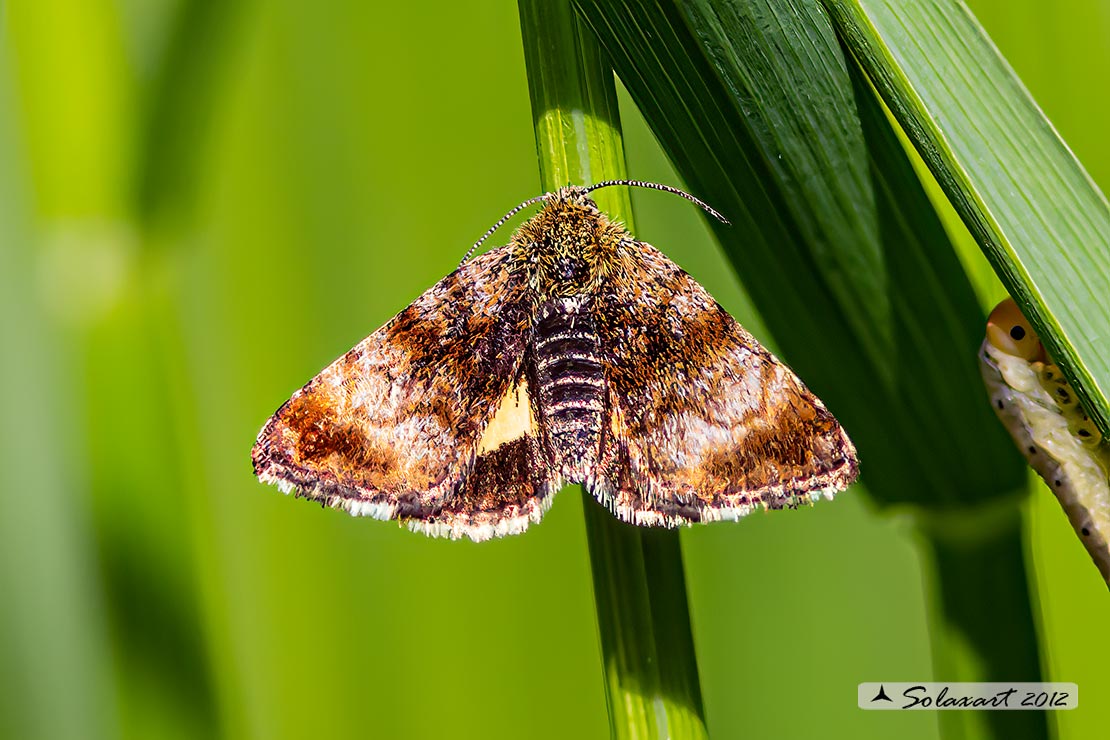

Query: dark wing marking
<box><xmin>251</xmin><ymin>245</ymin><xmax>561</xmax><ymax>541</ymax></box>
<box><xmin>588</xmin><ymin>241</ymin><xmax>858</xmax><ymax>526</ymax></box>
<box><xmin>414</xmin><ymin>433</ymin><xmax>562</xmax><ymax>540</ymax></box>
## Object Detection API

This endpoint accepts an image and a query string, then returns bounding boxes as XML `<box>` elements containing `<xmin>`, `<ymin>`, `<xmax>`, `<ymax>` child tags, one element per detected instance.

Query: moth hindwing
<box><xmin>252</xmin><ymin>185</ymin><xmax>859</xmax><ymax>541</ymax></box>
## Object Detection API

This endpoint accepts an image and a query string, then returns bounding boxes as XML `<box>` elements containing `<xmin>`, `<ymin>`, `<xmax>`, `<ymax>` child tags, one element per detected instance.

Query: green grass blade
<box><xmin>922</xmin><ymin>517</ymin><xmax>1048</xmax><ymax>740</ymax></box>
<box><xmin>824</xmin><ymin>0</ymin><xmax>1110</xmax><ymax>437</ymax></box>
<box><xmin>136</xmin><ymin>0</ymin><xmax>251</xmax><ymax>228</ymax></box>
<box><xmin>0</xmin><ymin>3</ymin><xmax>130</xmax><ymax>738</ymax></box>
<box><xmin>518</xmin><ymin>2</ymin><xmax>708</xmax><ymax>738</ymax></box>
<box><xmin>0</xmin><ymin>124</ymin><xmax>118</xmax><ymax>740</ymax></box>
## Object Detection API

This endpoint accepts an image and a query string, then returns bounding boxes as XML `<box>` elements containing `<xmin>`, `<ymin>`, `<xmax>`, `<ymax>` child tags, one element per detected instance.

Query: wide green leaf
<box><xmin>824</xmin><ymin>0</ymin><xmax>1110</xmax><ymax>437</ymax></box>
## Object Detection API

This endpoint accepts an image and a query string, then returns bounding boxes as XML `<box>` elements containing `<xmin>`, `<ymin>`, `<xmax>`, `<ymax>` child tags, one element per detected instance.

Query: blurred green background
<box><xmin>1</xmin><ymin>2</ymin><xmax>1108</xmax><ymax>739</ymax></box>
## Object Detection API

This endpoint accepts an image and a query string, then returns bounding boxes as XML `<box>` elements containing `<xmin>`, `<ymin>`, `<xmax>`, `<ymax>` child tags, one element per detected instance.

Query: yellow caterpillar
<box><xmin>980</xmin><ymin>298</ymin><xmax>1110</xmax><ymax>586</ymax></box>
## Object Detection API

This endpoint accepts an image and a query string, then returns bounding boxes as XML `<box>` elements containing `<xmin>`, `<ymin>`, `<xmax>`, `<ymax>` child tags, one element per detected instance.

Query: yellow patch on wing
<box><xmin>477</xmin><ymin>378</ymin><xmax>535</xmax><ymax>455</ymax></box>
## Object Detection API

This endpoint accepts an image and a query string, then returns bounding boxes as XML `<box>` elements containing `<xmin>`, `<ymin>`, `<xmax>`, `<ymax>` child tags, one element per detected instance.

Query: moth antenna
<box><xmin>585</xmin><ymin>179</ymin><xmax>730</xmax><ymax>225</ymax></box>
<box><xmin>461</xmin><ymin>194</ymin><xmax>549</xmax><ymax>264</ymax></box>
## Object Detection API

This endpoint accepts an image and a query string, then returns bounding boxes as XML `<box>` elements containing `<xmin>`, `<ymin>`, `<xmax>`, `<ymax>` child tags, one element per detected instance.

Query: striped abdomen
<box><xmin>533</xmin><ymin>297</ymin><xmax>606</xmax><ymax>481</ymax></box>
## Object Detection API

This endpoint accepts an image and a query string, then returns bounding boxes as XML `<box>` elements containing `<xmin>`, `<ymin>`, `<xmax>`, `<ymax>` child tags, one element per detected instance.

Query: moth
<box><xmin>980</xmin><ymin>297</ymin><xmax>1110</xmax><ymax>585</ymax></box>
<box><xmin>252</xmin><ymin>180</ymin><xmax>859</xmax><ymax>542</ymax></box>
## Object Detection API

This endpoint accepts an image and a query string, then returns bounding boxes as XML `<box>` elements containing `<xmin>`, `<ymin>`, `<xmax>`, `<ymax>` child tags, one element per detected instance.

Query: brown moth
<box><xmin>980</xmin><ymin>297</ymin><xmax>1110</xmax><ymax>585</ymax></box>
<box><xmin>252</xmin><ymin>181</ymin><xmax>858</xmax><ymax>541</ymax></box>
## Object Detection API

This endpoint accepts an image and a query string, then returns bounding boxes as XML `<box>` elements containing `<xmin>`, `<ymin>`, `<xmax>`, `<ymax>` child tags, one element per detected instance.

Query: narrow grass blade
<box><xmin>136</xmin><ymin>0</ymin><xmax>251</xmax><ymax>229</ymax></box>
<box><xmin>518</xmin><ymin>2</ymin><xmax>708</xmax><ymax>738</ymax></box>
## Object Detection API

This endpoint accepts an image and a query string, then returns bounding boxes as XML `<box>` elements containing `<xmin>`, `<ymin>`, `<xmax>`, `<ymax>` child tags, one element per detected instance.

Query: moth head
<box><xmin>986</xmin><ymin>297</ymin><xmax>1045</xmax><ymax>362</ymax></box>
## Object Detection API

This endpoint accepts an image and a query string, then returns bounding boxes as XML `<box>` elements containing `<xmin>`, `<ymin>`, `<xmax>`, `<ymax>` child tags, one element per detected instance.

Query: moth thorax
<box><xmin>518</xmin><ymin>203</ymin><xmax>613</xmax><ymax>297</ymax></box>
<box><xmin>536</xmin><ymin>243</ymin><xmax>600</xmax><ymax>297</ymax></box>
<box><xmin>533</xmin><ymin>296</ymin><xmax>605</xmax><ymax>481</ymax></box>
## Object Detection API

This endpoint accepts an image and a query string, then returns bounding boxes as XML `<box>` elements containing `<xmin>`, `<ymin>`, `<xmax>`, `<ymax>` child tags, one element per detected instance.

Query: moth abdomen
<box><xmin>534</xmin><ymin>298</ymin><xmax>606</xmax><ymax>480</ymax></box>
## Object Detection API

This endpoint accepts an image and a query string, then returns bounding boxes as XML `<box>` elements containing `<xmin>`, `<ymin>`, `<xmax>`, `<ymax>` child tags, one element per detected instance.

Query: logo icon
<box><xmin>871</xmin><ymin>685</ymin><xmax>893</xmax><ymax>703</ymax></box>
